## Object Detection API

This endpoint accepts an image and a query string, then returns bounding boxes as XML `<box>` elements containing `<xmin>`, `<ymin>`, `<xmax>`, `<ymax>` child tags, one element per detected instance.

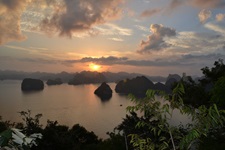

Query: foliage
<box><xmin>178</xmin><ymin>77</ymin><xmax>209</xmax><ymax>108</ymax></box>
<box><xmin>201</xmin><ymin>59</ymin><xmax>225</xmax><ymax>83</ymax></box>
<box><xmin>0</xmin><ymin>128</ymin><xmax>42</xmax><ymax>150</ymax></box>
<box><xmin>171</xmin><ymin>59</ymin><xmax>225</xmax><ymax>109</ymax></box>
<box><xmin>0</xmin><ymin>119</ymin><xmax>8</xmax><ymax>133</ymax></box>
<box><xmin>95</xmin><ymin>132</ymin><xmax>126</xmax><ymax>150</ymax></box>
<box><xmin>0</xmin><ymin>111</ymin><xmax>126</xmax><ymax>150</ymax></box>
<box><xmin>198</xmin><ymin>127</ymin><xmax>225</xmax><ymax>150</ymax></box>
<box><xmin>210</xmin><ymin>76</ymin><xmax>225</xmax><ymax>109</ymax></box>
<box><xmin>124</xmin><ymin>82</ymin><xmax>225</xmax><ymax>150</ymax></box>
<box><xmin>18</xmin><ymin>110</ymin><xmax>42</xmax><ymax>136</ymax></box>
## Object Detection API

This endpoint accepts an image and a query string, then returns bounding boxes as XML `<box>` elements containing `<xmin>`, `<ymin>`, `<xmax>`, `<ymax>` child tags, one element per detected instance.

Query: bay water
<box><xmin>0</xmin><ymin>80</ymin><xmax>190</xmax><ymax>139</ymax></box>
<box><xmin>0</xmin><ymin>80</ymin><xmax>132</xmax><ymax>139</ymax></box>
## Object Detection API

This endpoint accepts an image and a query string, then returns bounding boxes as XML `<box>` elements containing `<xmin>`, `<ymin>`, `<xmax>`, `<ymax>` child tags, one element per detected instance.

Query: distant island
<box><xmin>68</xmin><ymin>71</ymin><xmax>106</xmax><ymax>85</ymax></box>
<box><xmin>46</xmin><ymin>78</ymin><xmax>63</xmax><ymax>85</ymax></box>
<box><xmin>0</xmin><ymin>70</ymin><xmax>167</xmax><ymax>83</ymax></box>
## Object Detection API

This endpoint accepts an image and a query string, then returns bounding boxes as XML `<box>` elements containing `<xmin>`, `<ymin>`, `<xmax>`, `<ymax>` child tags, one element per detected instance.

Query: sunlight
<box><xmin>89</xmin><ymin>63</ymin><xmax>101</xmax><ymax>71</ymax></box>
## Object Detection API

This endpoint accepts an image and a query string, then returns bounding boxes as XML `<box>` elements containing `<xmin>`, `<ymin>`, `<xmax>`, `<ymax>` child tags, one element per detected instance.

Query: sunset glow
<box><xmin>89</xmin><ymin>63</ymin><xmax>101</xmax><ymax>71</ymax></box>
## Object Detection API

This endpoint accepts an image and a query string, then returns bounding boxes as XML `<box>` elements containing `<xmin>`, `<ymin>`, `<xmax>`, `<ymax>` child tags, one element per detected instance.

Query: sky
<box><xmin>0</xmin><ymin>0</ymin><xmax>225</xmax><ymax>76</ymax></box>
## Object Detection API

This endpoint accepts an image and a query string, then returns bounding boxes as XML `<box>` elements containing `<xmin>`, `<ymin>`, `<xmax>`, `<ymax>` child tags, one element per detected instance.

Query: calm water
<box><xmin>0</xmin><ymin>80</ymin><xmax>132</xmax><ymax>139</ymax></box>
<box><xmin>0</xmin><ymin>80</ymin><xmax>190</xmax><ymax>139</ymax></box>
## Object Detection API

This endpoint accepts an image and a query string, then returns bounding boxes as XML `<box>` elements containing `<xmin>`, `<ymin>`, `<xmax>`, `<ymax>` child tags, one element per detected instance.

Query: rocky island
<box><xmin>115</xmin><ymin>75</ymin><xmax>181</xmax><ymax>97</ymax></box>
<box><xmin>115</xmin><ymin>76</ymin><xmax>154</xmax><ymax>97</ymax></box>
<box><xmin>21</xmin><ymin>78</ymin><xmax>44</xmax><ymax>91</ymax></box>
<box><xmin>94</xmin><ymin>82</ymin><xmax>112</xmax><ymax>100</ymax></box>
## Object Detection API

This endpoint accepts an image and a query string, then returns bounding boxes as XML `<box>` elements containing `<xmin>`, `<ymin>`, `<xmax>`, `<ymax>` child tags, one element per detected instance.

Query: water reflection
<box><xmin>22</xmin><ymin>90</ymin><xmax>44</xmax><ymax>95</ymax></box>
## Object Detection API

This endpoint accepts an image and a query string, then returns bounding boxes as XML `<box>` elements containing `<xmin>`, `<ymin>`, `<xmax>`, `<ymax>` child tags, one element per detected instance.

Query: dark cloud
<box><xmin>61</xmin><ymin>54</ymin><xmax>225</xmax><ymax>68</ymax></box>
<box><xmin>64</xmin><ymin>56</ymin><xmax>128</xmax><ymax>65</ymax></box>
<box><xmin>137</xmin><ymin>24</ymin><xmax>176</xmax><ymax>54</ymax></box>
<box><xmin>40</xmin><ymin>0</ymin><xmax>124</xmax><ymax>37</ymax></box>
<box><xmin>180</xmin><ymin>53</ymin><xmax>225</xmax><ymax>66</ymax></box>
<box><xmin>3</xmin><ymin>54</ymin><xmax>225</xmax><ymax>71</ymax></box>
<box><xmin>140</xmin><ymin>8</ymin><xmax>161</xmax><ymax>18</ymax></box>
<box><xmin>62</xmin><ymin>56</ymin><xmax>178</xmax><ymax>67</ymax></box>
<box><xmin>182</xmin><ymin>53</ymin><xmax>224</xmax><ymax>60</ymax></box>
<box><xmin>0</xmin><ymin>0</ymin><xmax>124</xmax><ymax>44</ymax></box>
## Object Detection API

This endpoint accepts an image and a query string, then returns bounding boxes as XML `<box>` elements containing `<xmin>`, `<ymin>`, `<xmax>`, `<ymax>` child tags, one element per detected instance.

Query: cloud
<box><xmin>3</xmin><ymin>54</ymin><xmax>225</xmax><ymax>71</ymax></box>
<box><xmin>108</xmin><ymin>38</ymin><xmax>124</xmax><ymax>42</ymax></box>
<box><xmin>137</xmin><ymin>24</ymin><xmax>176</xmax><ymax>54</ymax></box>
<box><xmin>216</xmin><ymin>13</ymin><xmax>225</xmax><ymax>22</ymax></box>
<box><xmin>61</xmin><ymin>53</ymin><xmax>225</xmax><ymax>68</ymax></box>
<box><xmin>135</xmin><ymin>25</ymin><xmax>149</xmax><ymax>32</ymax></box>
<box><xmin>95</xmin><ymin>23</ymin><xmax>132</xmax><ymax>36</ymax></box>
<box><xmin>62</xmin><ymin>56</ymin><xmax>176</xmax><ymax>67</ymax></box>
<box><xmin>167</xmin><ymin>0</ymin><xmax>225</xmax><ymax>11</ymax></box>
<box><xmin>0</xmin><ymin>0</ymin><xmax>60</xmax><ymax>45</ymax></box>
<box><xmin>198</xmin><ymin>9</ymin><xmax>212</xmax><ymax>23</ymax></box>
<box><xmin>168</xmin><ymin>0</ymin><xmax>185</xmax><ymax>10</ymax></box>
<box><xmin>204</xmin><ymin>22</ymin><xmax>225</xmax><ymax>34</ymax></box>
<box><xmin>140</xmin><ymin>8</ymin><xmax>161</xmax><ymax>18</ymax></box>
<box><xmin>0</xmin><ymin>0</ymin><xmax>29</xmax><ymax>45</ymax></box>
<box><xmin>190</xmin><ymin>0</ymin><xmax>225</xmax><ymax>8</ymax></box>
<box><xmin>40</xmin><ymin>0</ymin><xmax>124</xmax><ymax>37</ymax></box>
<box><xmin>0</xmin><ymin>0</ymin><xmax>125</xmax><ymax>44</ymax></box>
<box><xmin>4</xmin><ymin>44</ymin><xmax>64</xmax><ymax>60</ymax></box>
<box><xmin>63</xmin><ymin>56</ymin><xmax>128</xmax><ymax>65</ymax></box>
<box><xmin>94</xmin><ymin>23</ymin><xmax>132</xmax><ymax>41</ymax></box>
<box><xmin>167</xmin><ymin>31</ymin><xmax>225</xmax><ymax>55</ymax></box>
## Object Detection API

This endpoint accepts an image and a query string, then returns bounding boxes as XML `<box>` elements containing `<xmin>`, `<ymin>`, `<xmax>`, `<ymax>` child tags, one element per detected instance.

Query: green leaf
<box><xmin>0</xmin><ymin>129</ymin><xmax>12</xmax><ymax>147</ymax></box>
<box><xmin>213</xmin><ymin>104</ymin><xmax>220</xmax><ymax>117</ymax></box>
<box><xmin>157</xmin><ymin>130</ymin><xmax>161</xmax><ymax>136</ymax></box>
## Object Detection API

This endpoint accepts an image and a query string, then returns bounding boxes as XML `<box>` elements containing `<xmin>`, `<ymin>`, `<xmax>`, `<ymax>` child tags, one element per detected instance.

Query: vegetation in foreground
<box><xmin>0</xmin><ymin>110</ymin><xmax>126</xmax><ymax>150</ymax></box>
<box><xmin>1</xmin><ymin>59</ymin><xmax>225</xmax><ymax>150</ymax></box>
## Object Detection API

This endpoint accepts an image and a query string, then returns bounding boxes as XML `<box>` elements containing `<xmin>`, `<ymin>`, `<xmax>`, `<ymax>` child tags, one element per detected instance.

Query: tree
<box><xmin>124</xmin><ymin>83</ymin><xmax>225</xmax><ymax>150</ymax></box>
<box><xmin>210</xmin><ymin>76</ymin><xmax>225</xmax><ymax>109</ymax></box>
<box><xmin>201</xmin><ymin>59</ymin><xmax>225</xmax><ymax>84</ymax></box>
<box><xmin>178</xmin><ymin>77</ymin><xmax>209</xmax><ymax>107</ymax></box>
<box><xmin>171</xmin><ymin>59</ymin><xmax>225</xmax><ymax>108</ymax></box>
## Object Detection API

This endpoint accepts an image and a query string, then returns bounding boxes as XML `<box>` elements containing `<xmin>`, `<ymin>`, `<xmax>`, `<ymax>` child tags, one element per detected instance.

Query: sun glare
<box><xmin>89</xmin><ymin>63</ymin><xmax>101</xmax><ymax>71</ymax></box>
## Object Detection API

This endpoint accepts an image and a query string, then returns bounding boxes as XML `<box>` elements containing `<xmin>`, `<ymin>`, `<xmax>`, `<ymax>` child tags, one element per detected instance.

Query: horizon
<box><xmin>1</xmin><ymin>0</ymin><xmax>225</xmax><ymax>76</ymax></box>
<box><xmin>0</xmin><ymin>69</ymin><xmax>203</xmax><ymax>79</ymax></box>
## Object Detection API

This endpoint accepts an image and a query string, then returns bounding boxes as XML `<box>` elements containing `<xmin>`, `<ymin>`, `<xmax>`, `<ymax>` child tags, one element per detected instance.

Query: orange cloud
<box><xmin>191</xmin><ymin>0</ymin><xmax>225</xmax><ymax>8</ymax></box>
<box><xmin>0</xmin><ymin>0</ymin><xmax>28</xmax><ymax>45</ymax></box>
<box><xmin>216</xmin><ymin>13</ymin><xmax>225</xmax><ymax>22</ymax></box>
<box><xmin>140</xmin><ymin>8</ymin><xmax>161</xmax><ymax>18</ymax></box>
<box><xmin>198</xmin><ymin>9</ymin><xmax>212</xmax><ymax>24</ymax></box>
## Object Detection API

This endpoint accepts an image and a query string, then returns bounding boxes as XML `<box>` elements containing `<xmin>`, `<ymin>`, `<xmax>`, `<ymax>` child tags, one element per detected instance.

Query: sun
<box><xmin>89</xmin><ymin>63</ymin><xmax>101</xmax><ymax>71</ymax></box>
